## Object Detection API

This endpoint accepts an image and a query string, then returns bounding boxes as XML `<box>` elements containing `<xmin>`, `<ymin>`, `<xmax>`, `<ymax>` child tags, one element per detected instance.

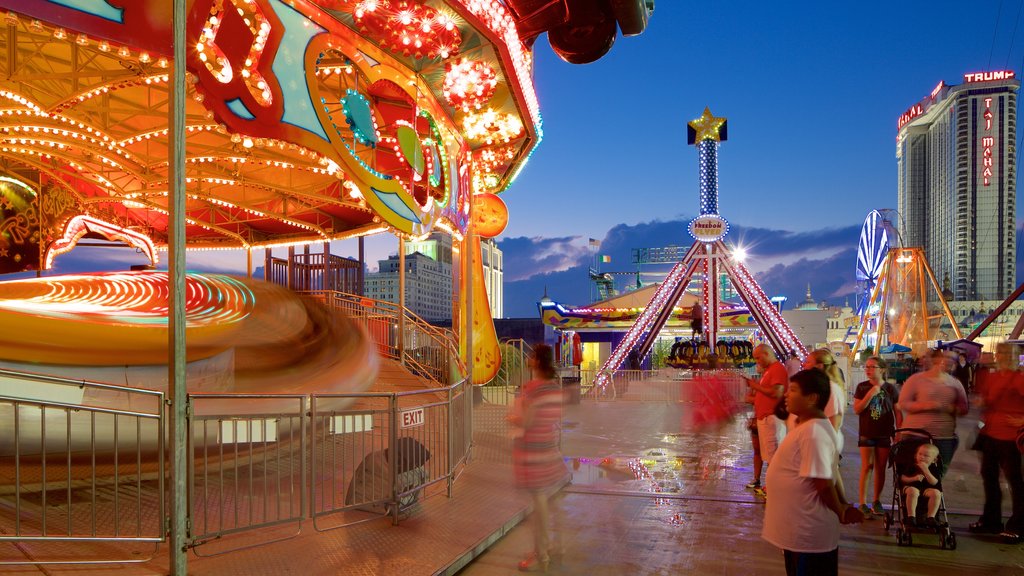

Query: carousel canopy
<box><xmin>0</xmin><ymin>0</ymin><xmax>543</xmax><ymax>272</ymax></box>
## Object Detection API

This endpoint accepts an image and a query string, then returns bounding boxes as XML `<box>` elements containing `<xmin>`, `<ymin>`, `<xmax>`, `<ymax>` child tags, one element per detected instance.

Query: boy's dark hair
<box><xmin>533</xmin><ymin>343</ymin><xmax>556</xmax><ymax>379</ymax></box>
<box><xmin>790</xmin><ymin>369</ymin><xmax>831</xmax><ymax>410</ymax></box>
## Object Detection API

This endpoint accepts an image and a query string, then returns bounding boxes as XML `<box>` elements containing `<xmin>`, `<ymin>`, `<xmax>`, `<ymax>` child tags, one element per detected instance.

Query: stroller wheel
<box><xmin>906</xmin><ymin>531</ymin><xmax>913</xmax><ymax>546</ymax></box>
<box><xmin>883</xmin><ymin>512</ymin><xmax>892</xmax><ymax>530</ymax></box>
<box><xmin>947</xmin><ymin>532</ymin><xmax>957</xmax><ymax>550</ymax></box>
<box><xmin>896</xmin><ymin>528</ymin><xmax>906</xmax><ymax>546</ymax></box>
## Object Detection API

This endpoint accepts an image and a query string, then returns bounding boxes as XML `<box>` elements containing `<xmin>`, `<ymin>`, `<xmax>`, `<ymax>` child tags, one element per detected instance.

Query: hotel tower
<box><xmin>897</xmin><ymin>70</ymin><xmax>1019</xmax><ymax>302</ymax></box>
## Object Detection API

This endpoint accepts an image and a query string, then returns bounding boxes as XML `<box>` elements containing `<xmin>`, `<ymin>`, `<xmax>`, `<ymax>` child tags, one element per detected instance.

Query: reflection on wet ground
<box><xmin>460</xmin><ymin>395</ymin><xmax>1024</xmax><ymax>575</ymax></box>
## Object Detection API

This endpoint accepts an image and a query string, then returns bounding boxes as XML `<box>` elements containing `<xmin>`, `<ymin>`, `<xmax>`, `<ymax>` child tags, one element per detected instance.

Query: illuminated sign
<box><xmin>898</xmin><ymin>103</ymin><xmax>924</xmax><ymax>131</ymax></box>
<box><xmin>964</xmin><ymin>70</ymin><xmax>1016</xmax><ymax>83</ymax></box>
<box><xmin>931</xmin><ymin>81</ymin><xmax>945</xmax><ymax>99</ymax></box>
<box><xmin>982</xmin><ymin>97</ymin><xmax>995</xmax><ymax>186</ymax></box>
<box><xmin>688</xmin><ymin>215</ymin><xmax>728</xmax><ymax>243</ymax></box>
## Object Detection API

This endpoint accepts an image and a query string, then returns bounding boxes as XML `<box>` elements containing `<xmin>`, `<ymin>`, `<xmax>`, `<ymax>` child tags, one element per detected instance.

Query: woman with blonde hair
<box><xmin>803</xmin><ymin>348</ymin><xmax>847</xmax><ymax>435</ymax></box>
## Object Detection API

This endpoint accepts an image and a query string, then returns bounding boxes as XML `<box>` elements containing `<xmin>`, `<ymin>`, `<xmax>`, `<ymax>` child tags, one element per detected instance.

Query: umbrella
<box><xmin>879</xmin><ymin>343</ymin><xmax>912</xmax><ymax>354</ymax></box>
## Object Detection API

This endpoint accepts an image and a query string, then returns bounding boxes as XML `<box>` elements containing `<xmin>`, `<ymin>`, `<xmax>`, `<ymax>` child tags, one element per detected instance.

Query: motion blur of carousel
<box><xmin>0</xmin><ymin>0</ymin><xmax>654</xmax><ymax>568</ymax></box>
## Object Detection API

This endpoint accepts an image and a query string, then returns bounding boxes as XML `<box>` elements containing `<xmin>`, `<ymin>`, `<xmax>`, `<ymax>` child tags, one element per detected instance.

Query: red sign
<box><xmin>400</xmin><ymin>408</ymin><xmax>425</xmax><ymax>429</ymax></box>
<box><xmin>964</xmin><ymin>70</ymin><xmax>1016</xmax><ymax>83</ymax></box>
<box><xmin>982</xmin><ymin>98</ymin><xmax>995</xmax><ymax>186</ymax></box>
<box><xmin>898</xmin><ymin>104</ymin><xmax>924</xmax><ymax>131</ymax></box>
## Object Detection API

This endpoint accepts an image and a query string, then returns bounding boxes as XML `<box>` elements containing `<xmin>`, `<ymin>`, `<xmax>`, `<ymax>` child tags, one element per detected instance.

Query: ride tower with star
<box><xmin>595</xmin><ymin>108</ymin><xmax>805</xmax><ymax>391</ymax></box>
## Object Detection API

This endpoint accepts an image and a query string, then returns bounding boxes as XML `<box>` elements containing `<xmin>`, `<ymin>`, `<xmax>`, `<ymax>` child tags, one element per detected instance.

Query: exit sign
<box><xmin>400</xmin><ymin>408</ymin><xmax>425</xmax><ymax>429</ymax></box>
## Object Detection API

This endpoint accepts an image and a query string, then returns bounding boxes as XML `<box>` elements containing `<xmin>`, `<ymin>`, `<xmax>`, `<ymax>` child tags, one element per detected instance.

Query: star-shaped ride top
<box><xmin>687</xmin><ymin>107</ymin><xmax>728</xmax><ymax>145</ymax></box>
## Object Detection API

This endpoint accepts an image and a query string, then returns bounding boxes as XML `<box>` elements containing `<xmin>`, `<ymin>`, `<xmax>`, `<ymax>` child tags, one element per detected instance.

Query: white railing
<box><xmin>0</xmin><ymin>368</ymin><xmax>165</xmax><ymax>565</ymax></box>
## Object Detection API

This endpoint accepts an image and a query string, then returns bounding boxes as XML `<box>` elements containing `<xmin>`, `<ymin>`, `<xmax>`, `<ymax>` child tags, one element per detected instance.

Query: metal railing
<box><xmin>187</xmin><ymin>394</ymin><xmax>307</xmax><ymax>555</ymax></box>
<box><xmin>0</xmin><ymin>368</ymin><xmax>165</xmax><ymax>565</ymax></box>
<box><xmin>480</xmin><ymin>339</ymin><xmax>534</xmax><ymax>407</ymax></box>
<box><xmin>308</xmin><ymin>380</ymin><xmax>470</xmax><ymax>531</ymax></box>
<box><xmin>0</xmin><ymin>368</ymin><xmax>473</xmax><ymax>564</ymax></box>
<box><xmin>304</xmin><ymin>290</ymin><xmax>466</xmax><ymax>386</ymax></box>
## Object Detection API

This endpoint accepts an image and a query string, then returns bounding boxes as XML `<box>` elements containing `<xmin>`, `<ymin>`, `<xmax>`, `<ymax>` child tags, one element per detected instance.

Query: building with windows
<box><xmin>363</xmin><ymin>233</ymin><xmax>453</xmax><ymax>322</ymax></box>
<box><xmin>480</xmin><ymin>238</ymin><xmax>504</xmax><ymax>318</ymax></box>
<box><xmin>896</xmin><ymin>70</ymin><xmax>1019</xmax><ymax>302</ymax></box>
<box><xmin>363</xmin><ymin>233</ymin><xmax>503</xmax><ymax>322</ymax></box>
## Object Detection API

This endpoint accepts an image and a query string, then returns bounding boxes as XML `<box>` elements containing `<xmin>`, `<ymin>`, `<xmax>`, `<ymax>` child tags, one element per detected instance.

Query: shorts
<box><xmin>756</xmin><ymin>415</ymin><xmax>786</xmax><ymax>465</ymax></box>
<box><xmin>858</xmin><ymin>436</ymin><xmax>891</xmax><ymax>448</ymax></box>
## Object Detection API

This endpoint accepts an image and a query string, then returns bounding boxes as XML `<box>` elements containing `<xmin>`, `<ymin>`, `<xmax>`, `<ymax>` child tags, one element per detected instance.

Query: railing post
<box><xmin>389</xmin><ymin>394</ymin><xmax>400</xmax><ymax>525</ymax></box>
<box><xmin>447</xmin><ymin>385</ymin><xmax>454</xmax><ymax>497</ymax></box>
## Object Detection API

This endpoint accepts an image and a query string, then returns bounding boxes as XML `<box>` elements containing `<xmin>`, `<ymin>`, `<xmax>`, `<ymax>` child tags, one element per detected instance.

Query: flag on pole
<box><xmin>601</xmin><ymin>255</ymin><xmax>611</xmax><ymax>263</ymax></box>
<box><xmin>588</xmin><ymin>238</ymin><xmax>600</xmax><ymax>247</ymax></box>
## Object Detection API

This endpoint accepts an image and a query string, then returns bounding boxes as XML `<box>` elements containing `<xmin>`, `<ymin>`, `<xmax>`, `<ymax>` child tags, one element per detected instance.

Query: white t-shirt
<box><xmin>825</xmin><ymin>381</ymin><xmax>845</xmax><ymax>454</ymax></box>
<box><xmin>762</xmin><ymin>418</ymin><xmax>840</xmax><ymax>553</ymax></box>
<box><xmin>784</xmin><ymin>382</ymin><xmax>846</xmax><ymax>453</ymax></box>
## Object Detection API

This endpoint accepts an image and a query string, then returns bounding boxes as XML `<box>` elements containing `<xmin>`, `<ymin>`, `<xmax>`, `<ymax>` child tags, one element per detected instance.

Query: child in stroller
<box><xmin>898</xmin><ymin>443</ymin><xmax>942</xmax><ymax>528</ymax></box>
<box><xmin>883</xmin><ymin>428</ymin><xmax>957</xmax><ymax>549</ymax></box>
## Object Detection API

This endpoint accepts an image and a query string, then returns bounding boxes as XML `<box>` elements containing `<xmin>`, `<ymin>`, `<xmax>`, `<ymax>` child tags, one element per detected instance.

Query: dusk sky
<box><xmin>43</xmin><ymin>1</ymin><xmax>1024</xmax><ymax>317</ymax></box>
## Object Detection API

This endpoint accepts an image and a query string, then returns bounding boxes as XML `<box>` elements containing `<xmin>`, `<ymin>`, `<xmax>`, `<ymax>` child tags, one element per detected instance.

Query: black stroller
<box><xmin>882</xmin><ymin>428</ymin><xmax>956</xmax><ymax>549</ymax></box>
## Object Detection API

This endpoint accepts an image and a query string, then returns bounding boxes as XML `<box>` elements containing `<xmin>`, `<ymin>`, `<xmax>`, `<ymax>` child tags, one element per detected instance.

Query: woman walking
<box><xmin>970</xmin><ymin>342</ymin><xmax>1024</xmax><ymax>543</ymax></box>
<box><xmin>509</xmin><ymin>344</ymin><xmax>568</xmax><ymax>572</ymax></box>
<box><xmin>897</xmin><ymin>348</ymin><xmax>969</xmax><ymax>476</ymax></box>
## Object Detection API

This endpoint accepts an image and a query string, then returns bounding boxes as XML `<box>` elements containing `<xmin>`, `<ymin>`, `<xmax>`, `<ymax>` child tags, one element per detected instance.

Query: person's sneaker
<box><xmin>859</xmin><ymin>504</ymin><xmax>871</xmax><ymax>516</ymax></box>
<box><xmin>871</xmin><ymin>501</ymin><xmax>884</xmax><ymax>515</ymax></box>
<box><xmin>904</xmin><ymin>516</ymin><xmax>916</xmax><ymax>528</ymax></box>
<box><xmin>923</xmin><ymin>516</ymin><xmax>938</xmax><ymax>529</ymax></box>
<box><xmin>753</xmin><ymin>486</ymin><xmax>767</xmax><ymax>499</ymax></box>
<box><xmin>745</xmin><ymin>480</ymin><xmax>761</xmax><ymax>489</ymax></box>
<box><xmin>1001</xmin><ymin>531</ymin><xmax>1022</xmax><ymax>544</ymax></box>
<box><xmin>969</xmin><ymin>520</ymin><xmax>1004</xmax><ymax>534</ymax></box>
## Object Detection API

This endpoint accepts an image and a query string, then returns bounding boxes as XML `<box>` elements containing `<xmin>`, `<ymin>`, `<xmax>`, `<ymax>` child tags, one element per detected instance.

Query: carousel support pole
<box><xmin>465</xmin><ymin>226</ymin><xmax>475</xmax><ymax>446</ymax></box>
<box><xmin>168</xmin><ymin>0</ymin><xmax>188</xmax><ymax>570</ymax></box>
<box><xmin>323</xmin><ymin>241</ymin><xmax>331</xmax><ymax>292</ymax></box>
<box><xmin>358</xmin><ymin>236</ymin><xmax>365</xmax><ymax>295</ymax></box>
<box><xmin>398</xmin><ymin>237</ymin><xmax>406</xmax><ymax>365</ymax></box>
<box><xmin>246</xmin><ymin>248</ymin><xmax>252</xmax><ymax>279</ymax></box>
<box><xmin>264</xmin><ymin>248</ymin><xmax>271</xmax><ymax>282</ymax></box>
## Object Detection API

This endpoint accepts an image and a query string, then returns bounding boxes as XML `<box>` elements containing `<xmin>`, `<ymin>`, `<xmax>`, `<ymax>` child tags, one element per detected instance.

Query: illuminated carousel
<box><xmin>0</xmin><ymin>0</ymin><xmax>652</xmax><ymax>391</ymax></box>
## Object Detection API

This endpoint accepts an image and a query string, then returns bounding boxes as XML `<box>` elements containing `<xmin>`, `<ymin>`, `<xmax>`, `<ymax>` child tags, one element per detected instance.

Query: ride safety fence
<box><xmin>0</xmin><ymin>368</ymin><xmax>472</xmax><ymax>565</ymax></box>
<box><xmin>304</xmin><ymin>289</ymin><xmax>465</xmax><ymax>386</ymax></box>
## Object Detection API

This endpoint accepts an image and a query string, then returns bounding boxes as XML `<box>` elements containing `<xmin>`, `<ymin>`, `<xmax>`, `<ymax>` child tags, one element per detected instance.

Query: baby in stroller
<box><xmin>898</xmin><ymin>443</ymin><xmax>943</xmax><ymax>528</ymax></box>
<box><xmin>885</xmin><ymin>429</ymin><xmax>956</xmax><ymax>549</ymax></box>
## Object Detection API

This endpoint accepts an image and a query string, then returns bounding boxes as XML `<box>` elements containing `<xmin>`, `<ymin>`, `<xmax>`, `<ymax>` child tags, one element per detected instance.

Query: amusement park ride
<box><xmin>594</xmin><ymin>108</ymin><xmax>804</xmax><ymax>386</ymax></box>
<box><xmin>0</xmin><ymin>0</ymin><xmax>655</xmax><ymax>570</ymax></box>
<box><xmin>849</xmin><ymin>209</ymin><xmax>962</xmax><ymax>356</ymax></box>
<box><xmin>0</xmin><ymin>0</ymin><xmax>653</xmax><ymax>389</ymax></box>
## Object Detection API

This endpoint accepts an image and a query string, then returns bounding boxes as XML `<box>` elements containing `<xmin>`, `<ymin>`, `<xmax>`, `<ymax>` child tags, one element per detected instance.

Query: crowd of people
<box><xmin>750</xmin><ymin>343</ymin><xmax>1024</xmax><ymax>576</ymax></box>
<box><xmin>506</xmin><ymin>340</ymin><xmax>1024</xmax><ymax>575</ymax></box>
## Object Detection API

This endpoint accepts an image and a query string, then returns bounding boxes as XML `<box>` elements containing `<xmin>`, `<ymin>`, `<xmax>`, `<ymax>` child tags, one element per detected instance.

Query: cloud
<box><xmin>499</xmin><ymin>218</ymin><xmax>863</xmax><ymax>317</ymax></box>
<box><xmin>498</xmin><ymin>235</ymin><xmax>592</xmax><ymax>281</ymax></box>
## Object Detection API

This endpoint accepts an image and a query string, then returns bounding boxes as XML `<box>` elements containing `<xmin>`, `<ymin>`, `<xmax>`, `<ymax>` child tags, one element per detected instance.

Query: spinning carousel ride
<box><xmin>0</xmin><ymin>0</ymin><xmax>651</xmax><ymax>386</ymax></box>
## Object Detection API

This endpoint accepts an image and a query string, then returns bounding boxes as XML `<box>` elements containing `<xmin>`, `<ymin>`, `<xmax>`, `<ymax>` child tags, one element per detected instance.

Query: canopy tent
<box><xmin>878</xmin><ymin>343</ymin><xmax>912</xmax><ymax>354</ymax></box>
